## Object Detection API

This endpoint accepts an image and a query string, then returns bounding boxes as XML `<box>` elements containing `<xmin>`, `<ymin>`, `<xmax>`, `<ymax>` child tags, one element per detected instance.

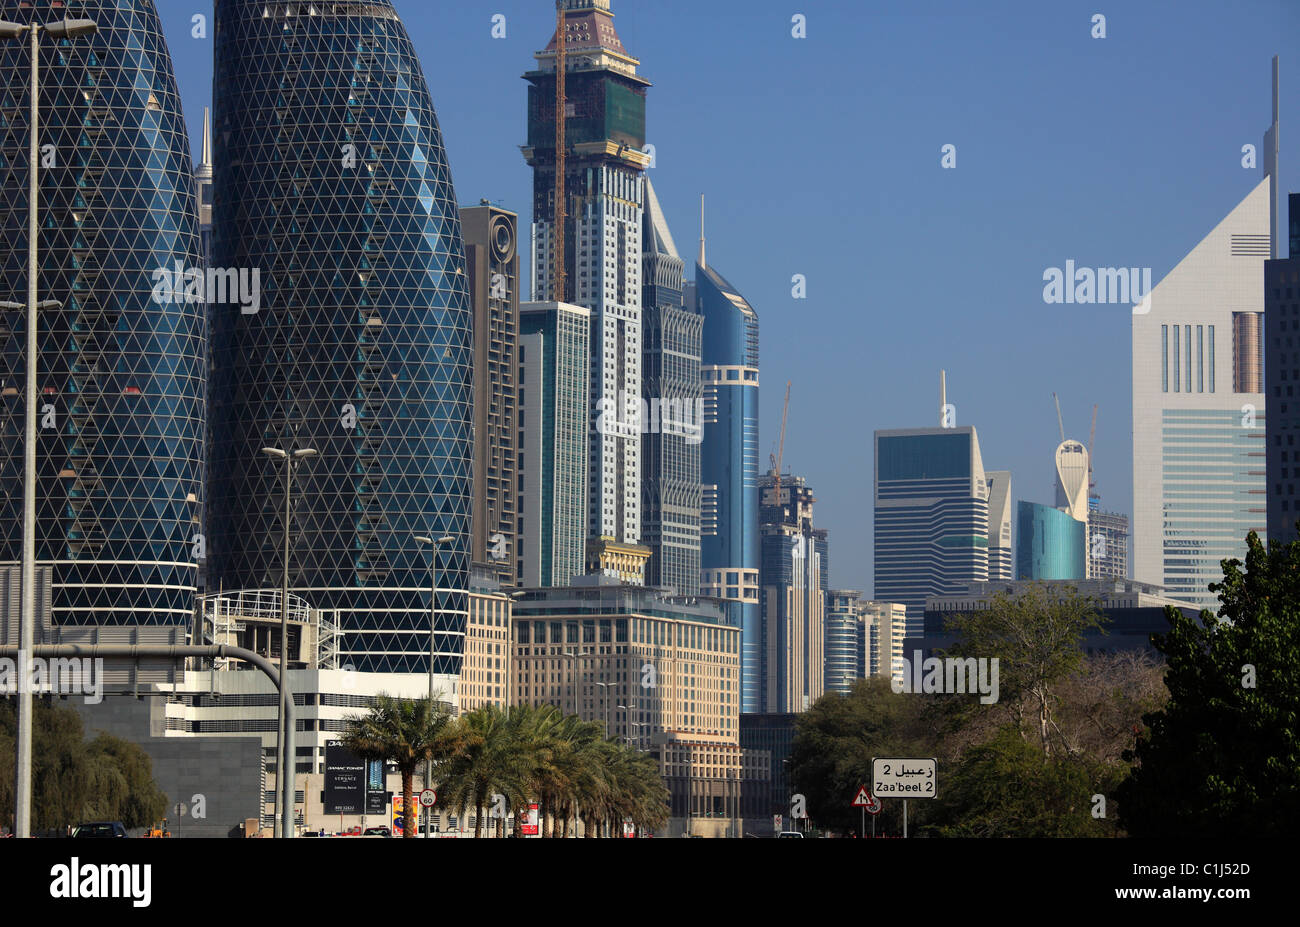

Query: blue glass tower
<box><xmin>1016</xmin><ymin>501</ymin><xmax>1086</xmax><ymax>580</ymax></box>
<box><xmin>0</xmin><ymin>0</ymin><xmax>205</xmax><ymax>629</ymax></box>
<box><xmin>693</xmin><ymin>250</ymin><xmax>759</xmax><ymax>712</ymax></box>
<box><xmin>874</xmin><ymin>427</ymin><xmax>990</xmax><ymax>640</ymax></box>
<box><xmin>208</xmin><ymin>0</ymin><xmax>472</xmax><ymax>674</ymax></box>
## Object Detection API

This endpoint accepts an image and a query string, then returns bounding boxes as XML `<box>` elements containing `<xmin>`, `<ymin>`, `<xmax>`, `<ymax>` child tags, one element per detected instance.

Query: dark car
<box><xmin>362</xmin><ymin>826</ymin><xmax>392</xmax><ymax>838</ymax></box>
<box><xmin>71</xmin><ymin>822</ymin><xmax>129</xmax><ymax>838</ymax></box>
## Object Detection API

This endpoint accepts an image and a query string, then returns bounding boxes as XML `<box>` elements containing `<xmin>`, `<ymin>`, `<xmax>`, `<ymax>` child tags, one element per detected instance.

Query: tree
<box><xmin>0</xmin><ymin>700</ymin><xmax>168</xmax><ymax>833</ymax></box>
<box><xmin>943</xmin><ymin>582</ymin><xmax>1107</xmax><ymax>755</ymax></box>
<box><xmin>1117</xmin><ymin>531</ymin><xmax>1300</xmax><ymax>836</ymax></box>
<box><xmin>340</xmin><ymin>694</ymin><xmax>457</xmax><ymax>838</ymax></box>
<box><xmin>437</xmin><ymin>704</ymin><xmax>524</xmax><ymax>838</ymax></box>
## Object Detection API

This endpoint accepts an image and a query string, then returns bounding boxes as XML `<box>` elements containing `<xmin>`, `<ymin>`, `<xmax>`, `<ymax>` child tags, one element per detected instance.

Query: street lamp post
<box><xmin>262</xmin><ymin>446</ymin><xmax>317</xmax><ymax>838</ymax></box>
<box><xmin>596</xmin><ymin>681</ymin><xmax>613</xmax><ymax>738</ymax></box>
<box><xmin>0</xmin><ymin>14</ymin><xmax>98</xmax><ymax>840</ymax></box>
<box><xmin>414</xmin><ymin>533</ymin><xmax>454</xmax><ymax>840</ymax></box>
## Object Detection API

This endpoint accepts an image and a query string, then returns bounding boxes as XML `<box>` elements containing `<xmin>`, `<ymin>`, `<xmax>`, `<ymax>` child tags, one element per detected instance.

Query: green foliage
<box><xmin>1117</xmin><ymin>531</ymin><xmax>1300</xmax><ymax>836</ymax></box>
<box><xmin>0</xmin><ymin>700</ymin><xmax>168</xmax><ymax>832</ymax></box>
<box><xmin>924</xmin><ymin>726</ymin><xmax>1120</xmax><ymax>837</ymax></box>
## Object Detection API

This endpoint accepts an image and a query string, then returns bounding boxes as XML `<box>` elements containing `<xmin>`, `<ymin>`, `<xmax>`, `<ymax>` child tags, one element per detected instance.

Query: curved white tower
<box><xmin>1054</xmin><ymin>440</ymin><xmax>1090</xmax><ymax>522</ymax></box>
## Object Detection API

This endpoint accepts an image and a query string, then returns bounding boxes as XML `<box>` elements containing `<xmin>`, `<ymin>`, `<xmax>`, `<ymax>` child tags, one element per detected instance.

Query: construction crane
<box><xmin>1052</xmin><ymin>392</ymin><xmax>1065</xmax><ymax>444</ymax></box>
<box><xmin>769</xmin><ymin>381</ymin><xmax>792</xmax><ymax>509</ymax></box>
<box><xmin>553</xmin><ymin>0</ymin><xmax>567</xmax><ymax>303</ymax></box>
<box><xmin>1087</xmin><ymin>404</ymin><xmax>1098</xmax><ymax>491</ymax></box>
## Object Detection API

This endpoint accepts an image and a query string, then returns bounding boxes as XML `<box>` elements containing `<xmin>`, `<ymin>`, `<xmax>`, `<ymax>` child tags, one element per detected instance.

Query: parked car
<box><xmin>71</xmin><ymin>822</ymin><xmax>129</xmax><ymax>838</ymax></box>
<box><xmin>362</xmin><ymin>826</ymin><xmax>392</xmax><ymax>838</ymax></box>
<box><xmin>776</xmin><ymin>831</ymin><xmax>805</xmax><ymax>839</ymax></box>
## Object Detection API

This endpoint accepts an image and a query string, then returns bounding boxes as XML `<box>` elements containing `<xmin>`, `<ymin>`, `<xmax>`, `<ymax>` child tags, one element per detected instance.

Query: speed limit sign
<box><xmin>419</xmin><ymin>789</ymin><xmax>436</xmax><ymax>807</ymax></box>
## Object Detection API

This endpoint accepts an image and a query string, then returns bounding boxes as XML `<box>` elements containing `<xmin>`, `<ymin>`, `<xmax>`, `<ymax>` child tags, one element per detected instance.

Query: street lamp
<box><xmin>596</xmin><ymin>681</ymin><xmax>614</xmax><ymax>738</ymax></box>
<box><xmin>414</xmin><ymin>533</ymin><xmax>454</xmax><ymax>840</ymax></box>
<box><xmin>261</xmin><ymin>446</ymin><xmax>317</xmax><ymax>838</ymax></box>
<box><xmin>0</xmin><ymin>13</ymin><xmax>97</xmax><ymax>840</ymax></box>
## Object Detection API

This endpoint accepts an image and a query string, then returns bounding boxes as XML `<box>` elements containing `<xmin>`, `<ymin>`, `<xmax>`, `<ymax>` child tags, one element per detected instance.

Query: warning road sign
<box><xmin>851</xmin><ymin>787</ymin><xmax>881</xmax><ymax>814</ymax></box>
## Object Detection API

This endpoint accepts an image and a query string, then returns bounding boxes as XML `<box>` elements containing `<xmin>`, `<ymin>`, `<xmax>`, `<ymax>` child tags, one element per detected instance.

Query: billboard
<box><xmin>365</xmin><ymin>759</ymin><xmax>388</xmax><ymax>814</ymax></box>
<box><xmin>521</xmin><ymin>803</ymin><xmax>540</xmax><ymax>837</ymax></box>
<box><xmin>323</xmin><ymin>741</ymin><xmax>365</xmax><ymax>814</ymax></box>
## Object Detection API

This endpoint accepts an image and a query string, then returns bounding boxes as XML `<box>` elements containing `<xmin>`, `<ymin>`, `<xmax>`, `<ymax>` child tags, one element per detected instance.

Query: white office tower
<box><xmin>1054</xmin><ymin>441</ymin><xmax>1090</xmax><ymax>521</ymax></box>
<box><xmin>1132</xmin><ymin>64</ymin><xmax>1278</xmax><ymax>609</ymax></box>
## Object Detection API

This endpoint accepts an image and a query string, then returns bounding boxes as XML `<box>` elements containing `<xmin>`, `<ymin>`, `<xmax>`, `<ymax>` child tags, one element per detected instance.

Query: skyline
<box><xmin>155</xmin><ymin>0</ymin><xmax>1300</xmax><ymax>596</ymax></box>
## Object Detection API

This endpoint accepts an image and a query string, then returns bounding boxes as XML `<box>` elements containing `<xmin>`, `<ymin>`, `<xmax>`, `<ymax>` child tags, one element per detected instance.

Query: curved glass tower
<box><xmin>0</xmin><ymin>0</ymin><xmax>205</xmax><ymax>629</ymax></box>
<box><xmin>208</xmin><ymin>0</ymin><xmax>472</xmax><ymax>674</ymax></box>
<box><xmin>694</xmin><ymin>258</ymin><xmax>760</xmax><ymax>712</ymax></box>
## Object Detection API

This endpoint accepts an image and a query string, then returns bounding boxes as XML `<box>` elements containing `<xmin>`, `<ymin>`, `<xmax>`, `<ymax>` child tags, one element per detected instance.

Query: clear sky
<box><xmin>163</xmin><ymin>0</ymin><xmax>1300</xmax><ymax>595</ymax></box>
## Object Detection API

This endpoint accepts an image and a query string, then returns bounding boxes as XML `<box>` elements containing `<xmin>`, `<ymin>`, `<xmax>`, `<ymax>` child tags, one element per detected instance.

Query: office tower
<box><xmin>461</xmin><ymin>204</ymin><xmax>520</xmax><ymax>585</ymax></box>
<box><xmin>694</xmin><ymin>236</ymin><xmax>761</xmax><ymax>712</ymax></box>
<box><xmin>759</xmin><ymin>472</ymin><xmax>827</xmax><ymax>713</ymax></box>
<box><xmin>518</xmin><ymin>302</ymin><xmax>590</xmax><ymax>587</ymax></box>
<box><xmin>1054</xmin><ymin>441</ymin><xmax>1090</xmax><ymax>520</ymax></box>
<box><xmin>196</xmin><ymin>109</ymin><xmax>214</xmax><ymax>264</ymax></box>
<box><xmin>641</xmin><ymin>179</ymin><xmax>703</xmax><ymax>594</ymax></box>
<box><xmin>1085</xmin><ymin>504</ymin><xmax>1130</xmax><ymax>580</ymax></box>
<box><xmin>1132</xmin><ymin>62</ymin><xmax>1277</xmax><ymax>609</ymax></box>
<box><xmin>985</xmin><ymin>470</ymin><xmax>1013</xmax><ymax>580</ymax></box>
<box><xmin>861</xmin><ymin>600</ymin><xmax>908</xmax><ymax>683</ymax></box>
<box><xmin>522</xmin><ymin>0</ymin><xmax>651</xmax><ymax>580</ymax></box>
<box><xmin>825</xmin><ymin>590</ymin><xmax>866</xmax><ymax>695</ymax></box>
<box><xmin>1017</xmin><ymin>501</ymin><xmax>1086</xmax><ymax>581</ymax></box>
<box><xmin>0</xmin><ymin>0</ymin><xmax>205</xmax><ymax>632</ymax></box>
<box><xmin>874</xmin><ymin>421</ymin><xmax>990</xmax><ymax>640</ymax></box>
<box><xmin>207</xmin><ymin>0</ymin><xmax>472</xmax><ymax>674</ymax></box>
<box><xmin>1267</xmin><ymin>193</ymin><xmax>1300</xmax><ymax>542</ymax></box>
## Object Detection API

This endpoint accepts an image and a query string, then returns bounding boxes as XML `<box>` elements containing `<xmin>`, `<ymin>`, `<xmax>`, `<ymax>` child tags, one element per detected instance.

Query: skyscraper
<box><xmin>641</xmin><ymin>179</ymin><xmax>702</xmax><ymax>594</ymax></box>
<box><xmin>1266</xmin><ymin>192</ymin><xmax>1300</xmax><ymax>543</ymax></box>
<box><xmin>824</xmin><ymin>590</ymin><xmax>865</xmax><ymax>696</ymax></box>
<box><xmin>694</xmin><ymin>236</ymin><xmax>760</xmax><ymax>712</ymax></box>
<box><xmin>874</xmin><ymin>422</ymin><xmax>990</xmax><ymax>640</ymax></box>
<box><xmin>461</xmin><ymin>204</ymin><xmax>520</xmax><ymax>585</ymax></box>
<box><xmin>1132</xmin><ymin>62</ymin><xmax>1277</xmax><ymax>610</ymax></box>
<box><xmin>985</xmin><ymin>470</ymin><xmax>1013</xmax><ymax>581</ymax></box>
<box><xmin>522</xmin><ymin>0</ymin><xmax>651</xmax><ymax>580</ymax></box>
<box><xmin>0</xmin><ymin>0</ymin><xmax>206</xmax><ymax>632</ymax></box>
<box><xmin>207</xmin><ymin>0</ymin><xmax>472</xmax><ymax>674</ymax></box>
<box><xmin>759</xmin><ymin>472</ymin><xmax>827</xmax><ymax>713</ymax></box>
<box><xmin>1017</xmin><ymin>501</ymin><xmax>1086</xmax><ymax>581</ymax></box>
<box><xmin>518</xmin><ymin>301</ymin><xmax>590</xmax><ymax>587</ymax></box>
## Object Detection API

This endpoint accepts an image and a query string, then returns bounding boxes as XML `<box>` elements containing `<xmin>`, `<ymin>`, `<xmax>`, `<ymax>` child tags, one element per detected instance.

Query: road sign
<box><xmin>419</xmin><ymin>789</ymin><xmax>436</xmax><ymax>808</ymax></box>
<box><xmin>173</xmin><ymin>802</ymin><xmax>186</xmax><ymax>818</ymax></box>
<box><xmin>872</xmin><ymin>758</ymin><xmax>937</xmax><ymax>798</ymax></box>
<box><xmin>851</xmin><ymin>787</ymin><xmax>881</xmax><ymax>814</ymax></box>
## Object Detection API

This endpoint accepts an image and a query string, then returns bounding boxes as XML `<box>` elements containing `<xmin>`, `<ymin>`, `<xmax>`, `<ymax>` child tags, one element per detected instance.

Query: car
<box><xmin>362</xmin><ymin>826</ymin><xmax>392</xmax><ymax>838</ymax></box>
<box><xmin>776</xmin><ymin>831</ymin><xmax>805</xmax><ymax>839</ymax></box>
<box><xmin>72</xmin><ymin>822</ymin><xmax>129</xmax><ymax>838</ymax></box>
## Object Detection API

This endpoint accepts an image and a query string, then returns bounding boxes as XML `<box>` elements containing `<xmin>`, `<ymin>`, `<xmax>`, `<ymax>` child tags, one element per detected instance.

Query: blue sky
<box><xmin>162</xmin><ymin>0</ymin><xmax>1300</xmax><ymax>594</ymax></box>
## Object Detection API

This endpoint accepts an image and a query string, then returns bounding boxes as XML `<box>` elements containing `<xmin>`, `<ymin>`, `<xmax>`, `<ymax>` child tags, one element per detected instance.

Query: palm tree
<box><xmin>436</xmin><ymin>704</ymin><xmax>526</xmax><ymax>838</ymax></box>
<box><xmin>340</xmin><ymin>694</ymin><xmax>456</xmax><ymax>838</ymax></box>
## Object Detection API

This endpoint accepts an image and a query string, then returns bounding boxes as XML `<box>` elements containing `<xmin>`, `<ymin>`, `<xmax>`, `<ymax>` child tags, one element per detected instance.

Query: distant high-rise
<box><xmin>825</xmin><ymin>590</ymin><xmax>865</xmax><ymax>696</ymax></box>
<box><xmin>1054</xmin><ymin>441</ymin><xmax>1090</xmax><ymax>520</ymax></box>
<box><xmin>1132</xmin><ymin>61</ymin><xmax>1277</xmax><ymax>610</ymax></box>
<box><xmin>985</xmin><ymin>470</ymin><xmax>1013</xmax><ymax>580</ymax></box>
<box><xmin>874</xmin><ymin>418</ymin><xmax>990</xmax><ymax>640</ymax></box>
<box><xmin>641</xmin><ymin>179</ymin><xmax>702</xmax><ymax>594</ymax></box>
<box><xmin>208</xmin><ymin>0</ymin><xmax>472</xmax><ymax>673</ymax></box>
<box><xmin>1017</xmin><ymin>501</ymin><xmax>1086</xmax><ymax>581</ymax></box>
<box><xmin>759</xmin><ymin>472</ymin><xmax>827</xmax><ymax>713</ymax></box>
<box><xmin>462</xmin><ymin>204</ymin><xmax>520</xmax><ymax>585</ymax></box>
<box><xmin>0</xmin><ymin>0</ymin><xmax>206</xmax><ymax>632</ymax></box>
<box><xmin>1086</xmin><ymin>503</ymin><xmax>1130</xmax><ymax>580</ymax></box>
<box><xmin>694</xmin><ymin>228</ymin><xmax>760</xmax><ymax>712</ymax></box>
<box><xmin>1266</xmin><ymin>192</ymin><xmax>1300</xmax><ymax>543</ymax></box>
<box><xmin>522</xmin><ymin>0</ymin><xmax>650</xmax><ymax>579</ymax></box>
<box><xmin>518</xmin><ymin>302</ymin><xmax>590</xmax><ymax>587</ymax></box>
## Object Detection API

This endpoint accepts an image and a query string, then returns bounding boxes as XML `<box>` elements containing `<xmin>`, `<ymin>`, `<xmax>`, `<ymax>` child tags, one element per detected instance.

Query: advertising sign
<box><xmin>323</xmin><ymin>741</ymin><xmax>365</xmax><ymax>814</ymax></box>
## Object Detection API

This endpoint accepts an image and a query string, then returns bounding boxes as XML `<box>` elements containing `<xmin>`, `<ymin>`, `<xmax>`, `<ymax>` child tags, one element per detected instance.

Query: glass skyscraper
<box><xmin>694</xmin><ymin>255</ymin><xmax>760</xmax><ymax>712</ymax></box>
<box><xmin>874</xmin><ymin>427</ymin><xmax>990</xmax><ymax>640</ymax></box>
<box><xmin>0</xmin><ymin>0</ymin><xmax>205</xmax><ymax>630</ymax></box>
<box><xmin>1016</xmin><ymin>501</ymin><xmax>1086</xmax><ymax>581</ymax></box>
<box><xmin>641</xmin><ymin>178</ymin><xmax>702</xmax><ymax>595</ymax></box>
<box><xmin>518</xmin><ymin>301</ymin><xmax>590</xmax><ymax>588</ymax></box>
<box><xmin>207</xmin><ymin>0</ymin><xmax>472</xmax><ymax>674</ymax></box>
